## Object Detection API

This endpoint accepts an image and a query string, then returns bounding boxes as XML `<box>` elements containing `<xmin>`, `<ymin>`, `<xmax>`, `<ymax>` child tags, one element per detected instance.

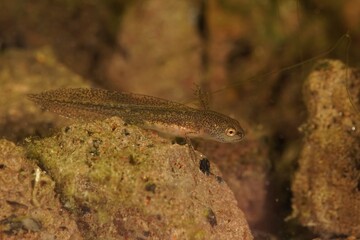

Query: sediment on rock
<box><xmin>292</xmin><ymin>59</ymin><xmax>360</xmax><ymax>237</ymax></box>
<box><xmin>26</xmin><ymin>117</ymin><xmax>253</xmax><ymax>240</ymax></box>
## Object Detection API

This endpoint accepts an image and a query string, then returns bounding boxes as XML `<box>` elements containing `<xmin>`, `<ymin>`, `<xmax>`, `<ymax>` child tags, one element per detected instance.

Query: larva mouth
<box><xmin>228</xmin><ymin>131</ymin><xmax>245</xmax><ymax>143</ymax></box>
<box><xmin>237</xmin><ymin>130</ymin><xmax>245</xmax><ymax>140</ymax></box>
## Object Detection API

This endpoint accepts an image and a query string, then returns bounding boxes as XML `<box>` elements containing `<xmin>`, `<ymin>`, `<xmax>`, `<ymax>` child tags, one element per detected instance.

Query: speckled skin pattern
<box><xmin>28</xmin><ymin>88</ymin><xmax>245</xmax><ymax>143</ymax></box>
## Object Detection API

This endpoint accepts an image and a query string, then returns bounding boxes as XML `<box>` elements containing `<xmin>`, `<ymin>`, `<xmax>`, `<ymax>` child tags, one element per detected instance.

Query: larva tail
<box><xmin>28</xmin><ymin>89</ymin><xmax>112</xmax><ymax>120</ymax></box>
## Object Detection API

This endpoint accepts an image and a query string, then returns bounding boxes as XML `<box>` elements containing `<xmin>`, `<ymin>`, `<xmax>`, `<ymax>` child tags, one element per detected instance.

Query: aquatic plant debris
<box><xmin>26</xmin><ymin>117</ymin><xmax>253</xmax><ymax>239</ymax></box>
<box><xmin>28</xmin><ymin>88</ymin><xmax>245</xmax><ymax>143</ymax></box>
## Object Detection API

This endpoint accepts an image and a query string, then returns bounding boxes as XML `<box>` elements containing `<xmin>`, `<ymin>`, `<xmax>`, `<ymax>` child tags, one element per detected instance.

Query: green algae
<box><xmin>26</xmin><ymin>117</ymin><xmax>253</xmax><ymax>239</ymax></box>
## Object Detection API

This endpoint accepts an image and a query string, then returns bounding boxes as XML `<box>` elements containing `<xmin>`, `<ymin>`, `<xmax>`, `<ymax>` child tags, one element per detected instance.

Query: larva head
<box><xmin>203</xmin><ymin>111</ymin><xmax>245</xmax><ymax>143</ymax></box>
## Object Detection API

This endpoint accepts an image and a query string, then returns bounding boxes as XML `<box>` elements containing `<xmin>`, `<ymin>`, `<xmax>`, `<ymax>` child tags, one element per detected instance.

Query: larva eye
<box><xmin>225</xmin><ymin>127</ymin><xmax>236</xmax><ymax>137</ymax></box>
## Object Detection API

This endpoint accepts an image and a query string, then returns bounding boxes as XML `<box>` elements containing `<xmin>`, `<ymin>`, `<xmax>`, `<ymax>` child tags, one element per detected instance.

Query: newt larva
<box><xmin>28</xmin><ymin>88</ymin><xmax>245</xmax><ymax>143</ymax></box>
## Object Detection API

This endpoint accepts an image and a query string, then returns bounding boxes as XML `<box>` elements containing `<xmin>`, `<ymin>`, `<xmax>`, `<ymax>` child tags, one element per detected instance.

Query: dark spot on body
<box><xmin>199</xmin><ymin>158</ymin><xmax>210</xmax><ymax>175</ymax></box>
<box><xmin>0</xmin><ymin>163</ymin><xmax>5</xmax><ymax>169</ymax></box>
<box><xmin>206</xmin><ymin>208</ymin><xmax>217</xmax><ymax>227</ymax></box>
<box><xmin>145</xmin><ymin>183</ymin><xmax>156</xmax><ymax>193</ymax></box>
<box><xmin>87</xmin><ymin>130</ymin><xmax>94</xmax><ymax>136</ymax></box>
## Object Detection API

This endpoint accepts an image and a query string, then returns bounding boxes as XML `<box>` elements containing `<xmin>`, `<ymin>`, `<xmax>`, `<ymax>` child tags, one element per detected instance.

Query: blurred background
<box><xmin>1</xmin><ymin>0</ymin><xmax>359</xmax><ymax>239</ymax></box>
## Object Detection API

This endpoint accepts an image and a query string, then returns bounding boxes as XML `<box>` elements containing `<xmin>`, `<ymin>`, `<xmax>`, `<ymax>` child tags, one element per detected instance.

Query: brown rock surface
<box><xmin>292</xmin><ymin>59</ymin><xmax>360</xmax><ymax>237</ymax></box>
<box><xmin>0</xmin><ymin>140</ymin><xmax>82</xmax><ymax>240</ymax></box>
<box><xmin>26</xmin><ymin>117</ymin><xmax>253</xmax><ymax>240</ymax></box>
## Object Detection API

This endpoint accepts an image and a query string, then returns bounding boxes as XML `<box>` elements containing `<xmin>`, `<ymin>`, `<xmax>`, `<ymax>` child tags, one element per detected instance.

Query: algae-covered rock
<box><xmin>0</xmin><ymin>139</ymin><xmax>82</xmax><ymax>240</ymax></box>
<box><xmin>0</xmin><ymin>47</ymin><xmax>88</xmax><ymax>142</ymax></box>
<box><xmin>292</xmin><ymin>60</ymin><xmax>360</xmax><ymax>236</ymax></box>
<box><xmin>26</xmin><ymin>117</ymin><xmax>253</xmax><ymax>240</ymax></box>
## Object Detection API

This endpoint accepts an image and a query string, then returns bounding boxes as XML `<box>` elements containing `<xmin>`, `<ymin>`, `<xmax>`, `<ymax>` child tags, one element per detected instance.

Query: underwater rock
<box><xmin>197</xmin><ymin>124</ymin><xmax>269</xmax><ymax>227</ymax></box>
<box><xmin>0</xmin><ymin>139</ymin><xmax>82</xmax><ymax>239</ymax></box>
<box><xmin>26</xmin><ymin>117</ymin><xmax>253</xmax><ymax>240</ymax></box>
<box><xmin>292</xmin><ymin>59</ymin><xmax>360</xmax><ymax>236</ymax></box>
<box><xmin>106</xmin><ymin>0</ymin><xmax>202</xmax><ymax>100</ymax></box>
<box><xmin>0</xmin><ymin>47</ymin><xmax>88</xmax><ymax>142</ymax></box>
